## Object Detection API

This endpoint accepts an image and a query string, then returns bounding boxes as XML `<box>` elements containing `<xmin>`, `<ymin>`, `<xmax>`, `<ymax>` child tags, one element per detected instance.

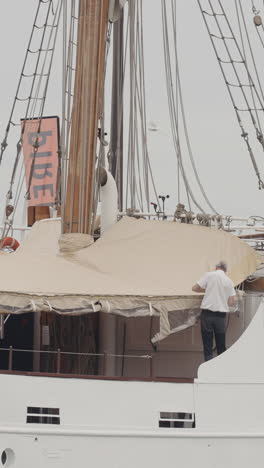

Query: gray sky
<box><xmin>0</xmin><ymin>0</ymin><xmax>264</xmax><ymax>223</ymax></box>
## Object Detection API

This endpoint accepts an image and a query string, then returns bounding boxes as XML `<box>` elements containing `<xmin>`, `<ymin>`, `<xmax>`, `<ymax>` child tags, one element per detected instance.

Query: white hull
<box><xmin>1</xmin><ymin>372</ymin><xmax>264</xmax><ymax>468</ymax></box>
<box><xmin>1</xmin><ymin>430</ymin><xmax>264</xmax><ymax>467</ymax></box>
<box><xmin>0</xmin><ymin>298</ymin><xmax>263</xmax><ymax>467</ymax></box>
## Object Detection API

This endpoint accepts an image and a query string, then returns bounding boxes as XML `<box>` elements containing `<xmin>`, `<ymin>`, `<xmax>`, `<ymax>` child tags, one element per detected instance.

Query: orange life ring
<box><xmin>1</xmin><ymin>237</ymin><xmax>20</xmax><ymax>251</ymax></box>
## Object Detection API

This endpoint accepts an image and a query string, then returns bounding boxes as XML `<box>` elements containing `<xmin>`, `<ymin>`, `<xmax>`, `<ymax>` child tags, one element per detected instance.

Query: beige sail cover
<box><xmin>0</xmin><ymin>217</ymin><xmax>260</xmax><ymax>341</ymax></box>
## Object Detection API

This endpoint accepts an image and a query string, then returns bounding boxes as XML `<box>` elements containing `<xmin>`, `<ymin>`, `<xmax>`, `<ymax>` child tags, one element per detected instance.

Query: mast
<box><xmin>63</xmin><ymin>0</ymin><xmax>109</xmax><ymax>234</ymax></box>
<box><xmin>109</xmin><ymin>11</ymin><xmax>124</xmax><ymax>211</ymax></box>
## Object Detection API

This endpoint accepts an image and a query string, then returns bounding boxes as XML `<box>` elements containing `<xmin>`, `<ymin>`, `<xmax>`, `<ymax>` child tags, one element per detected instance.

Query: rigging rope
<box><xmin>235</xmin><ymin>1</ymin><xmax>261</xmax><ymax>127</ymax></box>
<box><xmin>251</xmin><ymin>1</ymin><xmax>264</xmax><ymax>55</ymax></box>
<box><xmin>125</xmin><ymin>0</ymin><xmax>161</xmax><ymax>213</ymax></box>
<box><xmin>162</xmin><ymin>0</ymin><xmax>217</xmax><ymax>213</ymax></box>
<box><xmin>237</xmin><ymin>0</ymin><xmax>264</xmax><ymax>104</ymax></box>
<box><xmin>60</xmin><ymin>0</ymin><xmax>78</xmax><ymax>226</ymax></box>
<box><xmin>0</xmin><ymin>1</ymin><xmax>42</xmax><ymax>165</ymax></box>
<box><xmin>25</xmin><ymin>0</ymin><xmax>63</xmax><ymax>202</ymax></box>
<box><xmin>170</xmin><ymin>0</ymin><xmax>218</xmax><ymax>214</ymax></box>
<box><xmin>197</xmin><ymin>0</ymin><xmax>264</xmax><ymax>189</ymax></box>
<box><xmin>0</xmin><ymin>0</ymin><xmax>62</xmax><ymax>239</ymax></box>
<box><xmin>91</xmin><ymin>20</ymin><xmax>113</xmax><ymax>234</ymax></box>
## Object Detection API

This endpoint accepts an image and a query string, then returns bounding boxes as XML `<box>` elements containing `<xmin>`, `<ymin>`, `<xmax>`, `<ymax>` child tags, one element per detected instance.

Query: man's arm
<box><xmin>228</xmin><ymin>295</ymin><xmax>235</xmax><ymax>307</ymax></box>
<box><xmin>192</xmin><ymin>283</ymin><xmax>205</xmax><ymax>293</ymax></box>
<box><xmin>228</xmin><ymin>284</ymin><xmax>236</xmax><ymax>307</ymax></box>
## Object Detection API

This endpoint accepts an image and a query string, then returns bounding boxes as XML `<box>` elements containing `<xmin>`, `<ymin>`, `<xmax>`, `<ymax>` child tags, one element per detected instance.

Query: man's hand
<box><xmin>192</xmin><ymin>283</ymin><xmax>205</xmax><ymax>293</ymax></box>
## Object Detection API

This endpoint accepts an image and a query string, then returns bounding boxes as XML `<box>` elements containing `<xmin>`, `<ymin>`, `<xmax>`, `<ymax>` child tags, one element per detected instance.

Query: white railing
<box><xmin>1</xmin><ymin>213</ymin><xmax>264</xmax><ymax>241</ymax></box>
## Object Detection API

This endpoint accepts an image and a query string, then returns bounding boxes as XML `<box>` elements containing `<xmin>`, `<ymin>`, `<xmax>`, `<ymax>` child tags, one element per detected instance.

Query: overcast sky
<box><xmin>0</xmin><ymin>0</ymin><xmax>264</xmax><ymax>224</ymax></box>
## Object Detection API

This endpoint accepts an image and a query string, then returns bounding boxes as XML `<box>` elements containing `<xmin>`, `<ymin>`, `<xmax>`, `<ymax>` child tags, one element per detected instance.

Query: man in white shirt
<box><xmin>192</xmin><ymin>261</ymin><xmax>236</xmax><ymax>361</ymax></box>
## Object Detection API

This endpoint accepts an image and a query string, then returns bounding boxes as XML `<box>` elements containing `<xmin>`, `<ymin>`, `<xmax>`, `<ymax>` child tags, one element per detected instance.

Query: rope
<box><xmin>58</xmin><ymin>232</ymin><xmax>93</xmax><ymax>252</ymax></box>
<box><xmin>23</xmin><ymin>0</ymin><xmax>63</xmax><ymax>202</ymax></box>
<box><xmin>91</xmin><ymin>20</ymin><xmax>113</xmax><ymax>234</ymax></box>
<box><xmin>125</xmin><ymin>0</ymin><xmax>161</xmax><ymax>214</ymax></box>
<box><xmin>162</xmin><ymin>1</ymin><xmax>207</xmax><ymax>213</ymax></box>
<box><xmin>0</xmin><ymin>0</ymin><xmax>63</xmax><ymax>239</ymax></box>
<box><xmin>197</xmin><ymin>0</ymin><xmax>264</xmax><ymax>189</ymax></box>
<box><xmin>60</xmin><ymin>0</ymin><xmax>78</xmax><ymax>231</ymax></box>
<box><xmin>61</xmin><ymin>0</ymin><xmax>79</xmax><ymax>230</ymax></box>
<box><xmin>170</xmin><ymin>0</ymin><xmax>218</xmax><ymax>214</ymax></box>
<box><xmin>237</xmin><ymin>0</ymin><xmax>264</xmax><ymax>107</ymax></box>
<box><xmin>0</xmin><ymin>0</ymin><xmax>43</xmax><ymax>165</ymax></box>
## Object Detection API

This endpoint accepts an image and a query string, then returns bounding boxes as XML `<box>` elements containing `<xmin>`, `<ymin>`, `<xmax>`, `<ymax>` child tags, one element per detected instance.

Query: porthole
<box><xmin>1</xmin><ymin>452</ymin><xmax>6</xmax><ymax>466</ymax></box>
<box><xmin>1</xmin><ymin>449</ymin><xmax>15</xmax><ymax>467</ymax></box>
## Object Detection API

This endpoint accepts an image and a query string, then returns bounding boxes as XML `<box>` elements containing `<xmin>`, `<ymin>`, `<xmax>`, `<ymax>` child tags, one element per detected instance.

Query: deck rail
<box><xmin>0</xmin><ymin>346</ymin><xmax>154</xmax><ymax>377</ymax></box>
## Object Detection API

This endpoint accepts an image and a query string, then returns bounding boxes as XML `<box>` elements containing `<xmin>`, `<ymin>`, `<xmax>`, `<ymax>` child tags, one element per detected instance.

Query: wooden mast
<box><xmin>63</xmin><ymin>0</ymin><xmax>109</xmax><ymax>234</ymax></box>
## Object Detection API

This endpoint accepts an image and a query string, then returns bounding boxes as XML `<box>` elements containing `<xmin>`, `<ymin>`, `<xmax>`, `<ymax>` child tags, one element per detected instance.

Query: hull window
<box><xmin>26</xmin><ymin>407</ymin><xmax>60</xmax><ymax>425</ymax></box>
<box><xmin>159</xmin><ymin>412</ymin><xmax>195</xmax><ymax>428</ymax></box>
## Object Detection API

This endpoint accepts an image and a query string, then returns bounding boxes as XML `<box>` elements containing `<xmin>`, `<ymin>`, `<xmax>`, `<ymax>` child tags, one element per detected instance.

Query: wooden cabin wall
<box><xmin>40</xmin><ymin>313</ymin><xmax>99</xmax><ymax>375</ymax></box>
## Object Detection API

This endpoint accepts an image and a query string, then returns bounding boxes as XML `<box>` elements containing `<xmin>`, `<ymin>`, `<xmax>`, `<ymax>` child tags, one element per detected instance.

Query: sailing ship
<box><xmin>0</xmin><ymin>0</ymin><xmax>264</xmax><ymax>466</ymax></box>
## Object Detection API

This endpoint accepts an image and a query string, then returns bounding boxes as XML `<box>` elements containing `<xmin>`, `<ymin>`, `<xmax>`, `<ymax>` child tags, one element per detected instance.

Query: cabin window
<box><xmin>26</xmin><ymin>407</ymin><xmax>60</xmax><ymax>425</ymax></box>
<box><xmin>159</xmin><ymin>411</ymin><xmax>195</xmax><ymax>428</ymax></box>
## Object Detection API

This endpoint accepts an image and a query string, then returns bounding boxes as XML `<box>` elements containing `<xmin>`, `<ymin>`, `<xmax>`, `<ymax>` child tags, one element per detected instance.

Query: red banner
<box><xmin>22</xmin><ymin>117</ymin><xmax>59</xmax><ymax>207</ymax></box>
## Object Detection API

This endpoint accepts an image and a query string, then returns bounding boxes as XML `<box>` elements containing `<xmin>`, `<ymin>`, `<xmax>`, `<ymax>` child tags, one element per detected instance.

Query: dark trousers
<box><xmin>200</xmin><ymin>309</ymin><xmax>226</xmax><ymax>361</ymax></box>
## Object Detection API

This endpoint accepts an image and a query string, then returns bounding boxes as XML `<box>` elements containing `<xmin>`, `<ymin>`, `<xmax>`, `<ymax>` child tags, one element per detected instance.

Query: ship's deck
<box><xmin>0</xmin><ymin>369</ymin><xmax>193</xmax><ymax>383</ymax></box>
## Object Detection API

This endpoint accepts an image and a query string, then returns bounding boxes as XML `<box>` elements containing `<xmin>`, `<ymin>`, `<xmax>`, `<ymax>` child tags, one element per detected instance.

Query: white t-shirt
<box><xmin>197</xmin><ymin>269</ymin><xmax>236</xmax><ymax>313</ymax></box>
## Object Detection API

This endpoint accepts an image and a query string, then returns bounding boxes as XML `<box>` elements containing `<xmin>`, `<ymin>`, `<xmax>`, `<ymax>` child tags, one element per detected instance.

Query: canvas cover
<box><xmin>0</xmin><ymin>217</ymin><xmax>260</xmax><ymax>342</ymax></box>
